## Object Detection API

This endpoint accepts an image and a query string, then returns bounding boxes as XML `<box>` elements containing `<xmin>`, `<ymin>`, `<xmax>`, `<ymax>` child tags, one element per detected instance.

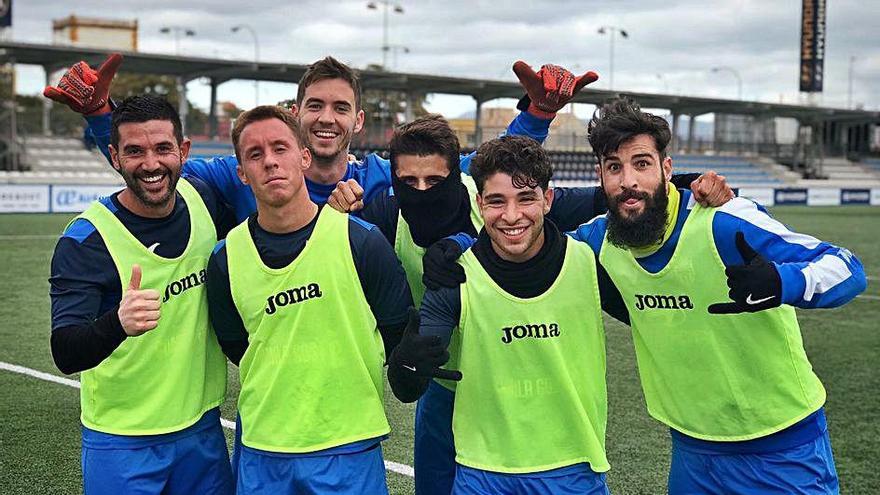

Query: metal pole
<box><xmin>847</xmin><ymin>56</ymin><xmax>855</xmax><ymax>109</ymax></box>
<box><xmin>474</xmin><ymin>97</ymin><xmax>483</xmax><ymax>147</ymax></box>
<box><xmin>382</xmin><ymin>3</ymin><xmax>389</xmax><ymax>68</ymax></box>
<box><xmin>208</xmin><ymin>78</ymin><xmax>218</xmax><ymax>139</ymax></box>
<box><xmin>609</xmin><ymin>29</ymin><xmax>615</xmax><ymax>90</ymax></box>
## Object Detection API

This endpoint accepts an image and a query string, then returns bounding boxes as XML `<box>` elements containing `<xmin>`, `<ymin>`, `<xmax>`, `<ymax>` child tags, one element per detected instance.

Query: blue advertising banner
<box><xmin>840</xmin><ymin>189</ymin><xmax>871</xmax><ymax>205</ymax></box>
<box><xmin>774</xmin><ymin>188</ymin><xmax>809</xmax><ymax>205</ymax></box>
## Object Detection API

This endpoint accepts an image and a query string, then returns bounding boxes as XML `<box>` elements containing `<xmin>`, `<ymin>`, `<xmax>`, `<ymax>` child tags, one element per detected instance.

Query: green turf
<box><xmin>0</xmin><ymin>207</ymin><xmax>877</xmax><ymax>494</ymax></box>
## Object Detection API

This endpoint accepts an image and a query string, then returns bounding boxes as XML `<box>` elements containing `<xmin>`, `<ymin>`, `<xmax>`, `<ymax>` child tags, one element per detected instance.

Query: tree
<box><xmin>110</xmin><ymin>72</ymin><xmax>208</xmax><ymax>136</ymax></box>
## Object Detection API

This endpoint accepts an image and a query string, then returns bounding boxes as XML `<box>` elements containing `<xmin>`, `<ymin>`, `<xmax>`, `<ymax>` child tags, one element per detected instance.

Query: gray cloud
<box><xmin>10</xmin><ymin>0</ymin><xmax>880</xmax><ymax>110</ymax></box>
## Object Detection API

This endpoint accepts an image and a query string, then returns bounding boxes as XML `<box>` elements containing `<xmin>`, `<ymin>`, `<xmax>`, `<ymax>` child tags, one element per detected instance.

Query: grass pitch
<box><xmin>0</xmin><ymin>206</ymin><xmax>877</xmax><ymax>494</ymax></box>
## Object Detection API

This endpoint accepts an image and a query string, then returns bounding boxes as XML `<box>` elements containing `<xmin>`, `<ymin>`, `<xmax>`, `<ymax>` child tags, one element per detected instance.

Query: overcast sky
<box><xmin>8</xmin><ymin>0</ymin><xmax>880</xmax><ymax>119</ymax></box>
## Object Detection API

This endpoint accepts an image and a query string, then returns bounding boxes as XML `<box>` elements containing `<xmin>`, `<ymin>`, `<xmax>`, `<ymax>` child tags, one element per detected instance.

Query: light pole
<box><xmin>159</xmin><ymin>26</ymin><xmax>196</xmax><ymax>55</ymax></box>
<box><xmin>711</xmin><ymin>66</ymin><xmax>743</xmax><ymax>100</ymax></box>
<box><xmin>367</xmin><ymin>1</ymin><xmax>405</xmax><ymax>69</ymax></box>
<box><xmin>388</xmin><ymin>44</ymin><xmax>410</xmax><ymax>70</ymax></box>
<box><xmin>656</xmin><ymin>73</ymin><xmax>669</xmax><ymax>93</ymax></box>
<box><xmin>232</xmin><ymin>24</ymin><xmax>260</xmax><ymax>108</ymax></box>
<box><xmin>159</xmin><ymin>26</ymin><xmax>196</xmax><ymax>132</ymax></box>
<box><xmin>847</xmin><ymin>55</ymin><xmax>856</xmax><ymax>109</ymax></box>
<box><xmin>597</xmin><ymin>25</ymin><xmax>628</xmax><ymax>90</ymax></box>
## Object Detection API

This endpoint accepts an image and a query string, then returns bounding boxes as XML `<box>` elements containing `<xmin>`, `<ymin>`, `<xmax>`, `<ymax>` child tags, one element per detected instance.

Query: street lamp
<box><xmin>847</xmin><ymin>56</ymin><xmax>856</xmax><ymax>109</ymax></box>
<box><xmin>159</xmin><ymin>26</ymin><xmax>196</xmax><ymax>55</ymax></box>
<box><xmin>656</xmin><ymin>73</ymin><xmax>669</xmax><ymax>93</ymax></box>
<box><xmin>710</xmin><ymin>66</ymin><xmax>743</xmax><ymax>100</ymax></box>
<box><xmin>232</xmin><ymin>24</ymin><xmax>260</xmax><ymax>108</ymax></box>
<box><xmin>597</xmin><ymin>25</ymin><xmax>628</xmax><ymax>90</ymax></box>
<box><xmin>388</xmin><ymin>44</ymin><xmax>410</xmax><ymax>70</ymax></box>
<box><xmin>367</xmin><ymin>1</ymin><xmax>405</xmax><ymax>69</ymax></box>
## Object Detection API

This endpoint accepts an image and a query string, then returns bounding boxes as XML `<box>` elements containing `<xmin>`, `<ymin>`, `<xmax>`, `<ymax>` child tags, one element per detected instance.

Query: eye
<box><xmin>335</xmin><ymin>104</ymin><xmax>351</xmax><ymax>113</ymax></box>
<box><xmin>248</xmin><ymin>150</ymin><xmax>262</xmax><ymax>160</ymax></box>
<box><xmin>274</xmin><ymin>145</ymin><xmax>288</xmax><ymax>154</ymax></box>
<box><xmin>636</xmin><ymin>160</ymin><xmax>650</xmax><ymax>168</ymax></box>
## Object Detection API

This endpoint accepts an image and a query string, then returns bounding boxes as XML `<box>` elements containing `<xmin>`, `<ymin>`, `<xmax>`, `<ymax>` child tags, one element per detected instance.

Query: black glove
<box><xmin>422</xmin><ymin>238</ymin><xmax>465</xmax><ymax>290</ymax></box>
<box><xmin>388</xmin><ymin>308</ymin><xmax>462</xmax><ymax>403</ymax></box>
<box><xmin>708</xmin><ymin>232</ymin><xmax>782</xmax><ymax>314</ymax></box>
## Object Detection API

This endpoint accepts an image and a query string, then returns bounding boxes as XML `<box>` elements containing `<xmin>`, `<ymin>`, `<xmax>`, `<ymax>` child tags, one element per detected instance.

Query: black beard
<box><xmin>119</xmin><ymin>165</ymin><xmax>181</xmax><ymax>209</ymax></box>
<box><xmin>606</xmin><ymin>179</ymin><xmax>669</xmax><ymax>249</ymax></box>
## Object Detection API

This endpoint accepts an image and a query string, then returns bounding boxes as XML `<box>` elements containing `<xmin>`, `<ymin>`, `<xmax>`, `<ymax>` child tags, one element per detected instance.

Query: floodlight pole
<box><xmin>710</xmin><ymin>66</ymin><xmax>742</xmax><ymax>100</ymax></box>
<box><xmin>232</xmin><ymin>24</ymin><xmax>260</xmax><ymax>107</ymax></box>
<box><xmin>598</xmin><ymin>25</ymin><xmax>628</xmax><ymax>90</ymax></box>
<box><xmin>367</xmin><ymin>1</ymin><xmax>405</xmax><ymax>69</ymax></box>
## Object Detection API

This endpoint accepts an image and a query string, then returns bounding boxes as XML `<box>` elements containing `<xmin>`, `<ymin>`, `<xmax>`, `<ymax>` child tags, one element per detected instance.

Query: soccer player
<box><xmin>48</xmin><ymin>94</ymin><xmax>233</xmax><ymax>494</ymax></box>
<box><xmin>203</xmin><ymin>105</ymin><xmax>415</xmax><ymax>494</ymax></box>
<box><xmin>571</xmin><ymin>98</ymin><xmax>866</xmax><ymax>494</ymax></box>
<box><xmin>389</xmin><ymin>135</ymin><xmax>616</xmax><ymax>494</ymax></box>
<box><xmin>45</xmin><ymin>55</ymin><xmax>558</xmax><ymax>220</ymax></box>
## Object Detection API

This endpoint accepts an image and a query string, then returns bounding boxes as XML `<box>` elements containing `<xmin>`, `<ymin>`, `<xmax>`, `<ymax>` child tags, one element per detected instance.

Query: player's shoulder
<box><xmin>715</xmin><ymin>196</ymin><xmax>768</xmax><ymax>218</ymax></box>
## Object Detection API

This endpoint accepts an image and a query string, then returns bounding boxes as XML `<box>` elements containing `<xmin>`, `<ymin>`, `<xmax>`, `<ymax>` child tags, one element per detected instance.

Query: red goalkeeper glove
<box><xmin>43</xmin><ymin>53</ymin><xmax>123</xmax><ymax>115</ymax></box>
<box><xmin>513</xmin><ymin>61</ymin><xmax>599</xmax><ymax>119</ymax></box>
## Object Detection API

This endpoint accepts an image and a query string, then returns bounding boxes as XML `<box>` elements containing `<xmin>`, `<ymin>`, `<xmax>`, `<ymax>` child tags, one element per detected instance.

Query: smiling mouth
<box><xmin>312</xmin><ymin>129</ymin><xmax>339</xmax><ymax>140</ymax></box>
<box><xmin>138</xmin><ymin>173</ymin><xmax>166</xmax><ymax>189</ymax></box>
<box><xmin>499</xmin><ymin>226</ymin><xmax>527</xmax><ymax>238</ymax></box>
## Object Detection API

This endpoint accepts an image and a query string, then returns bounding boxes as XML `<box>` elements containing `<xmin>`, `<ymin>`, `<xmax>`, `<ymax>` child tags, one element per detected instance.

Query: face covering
<box><xmin>392</xmin><ymin>171</ymin><xmax>478</xmax><ymax>247</ymax></box>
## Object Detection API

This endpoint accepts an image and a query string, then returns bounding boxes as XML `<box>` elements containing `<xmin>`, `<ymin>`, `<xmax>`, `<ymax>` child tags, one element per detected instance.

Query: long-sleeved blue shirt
<box><xmin>85</xmin><ymin>111</ymin><xmax>552</xmax><ymax>222</ymax></box>
<box><xmin>570</xmin><ymin>189</ymin><xmax>867</xmax><ymax>309</ymax></box>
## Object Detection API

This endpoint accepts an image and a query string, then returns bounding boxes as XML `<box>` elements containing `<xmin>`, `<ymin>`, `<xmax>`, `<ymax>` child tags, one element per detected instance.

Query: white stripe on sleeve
<box><xmin>718</xmin><ymin>198</ymin><xmax>821</xmax><ymax>250</ymax></box>
<box><xmin>801</xmin><ymin>254</ymin><xmax>853</xmax><ymax>302</ymax></box>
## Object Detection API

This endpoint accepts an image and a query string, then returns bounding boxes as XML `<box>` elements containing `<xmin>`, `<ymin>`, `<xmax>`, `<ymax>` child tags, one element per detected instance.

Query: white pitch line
<box><xmin>0</xmin><ymin>360</ymin><xmax>415</xmax><ymax>478</ymax></box>
<box><xmin>857</xmin><ymin>295</ymin><xmax>880</xmax><ymax>301</ymax></box>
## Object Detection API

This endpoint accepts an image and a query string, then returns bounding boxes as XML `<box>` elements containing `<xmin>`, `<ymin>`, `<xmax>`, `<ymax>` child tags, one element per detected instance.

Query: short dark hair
<box><xmin>231</xmin><ymin>105</ymin><xmax>306</xmax><ymax>162</ymax></box>
<box><xmin>111</xmin><ymin>94</ymin><xmax>182</xmax><ymax>149</ymax></box>
<box><xmin>587</xmin><ymin>97</ymin><xmax>671</xmax><ymax>162</ymax></box>
<box><xmin>296</xmin><ymin>56</ymin><xmax>361</xmax><ymax>110</ymax></box>
<box><xmin>389</xmin><ymin>114</ymin><xmax>461</xmax><ymax>175</ymax></box>
<box><xmin>469</xmin><ymin>135</ymin><xmax>552</xmax><ymax>194</ymax></box>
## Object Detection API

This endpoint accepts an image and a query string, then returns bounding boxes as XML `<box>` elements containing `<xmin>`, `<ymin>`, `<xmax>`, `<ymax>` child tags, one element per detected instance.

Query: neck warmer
<box><xmin>393</xmin><ymin>171</ymin><xmax>478</xmax><ymax>247</ymax></box>
<box><xmin>472</xmin><ymin>219</ymin><xmax>566</xmax><ymax>299</ymax></box>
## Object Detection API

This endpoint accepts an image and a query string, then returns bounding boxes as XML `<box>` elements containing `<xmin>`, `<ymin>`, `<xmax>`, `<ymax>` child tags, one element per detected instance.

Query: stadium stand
<box><xmin>0</xmin><ymin>135</ymin><xmax>122</xmax><ymax>185</ymax></box>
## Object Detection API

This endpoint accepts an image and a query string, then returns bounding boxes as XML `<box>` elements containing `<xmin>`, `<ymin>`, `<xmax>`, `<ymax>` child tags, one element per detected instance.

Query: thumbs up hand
<box><xmin>118</xmin><ymin>264</ymin><xmax>161</xmax><ymax>336</ymax></box>
<box><xmin>708</xmin><ymin>232</ymin><xmax>782</xmax><ymax>315</ymax></box>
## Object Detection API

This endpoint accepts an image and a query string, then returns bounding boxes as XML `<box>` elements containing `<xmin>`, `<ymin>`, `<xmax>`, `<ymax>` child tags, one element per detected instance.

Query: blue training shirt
<box><xmin>85</xmin><ymin>111</ymin><xmax>552</xmax><ymax>222</ymax></box>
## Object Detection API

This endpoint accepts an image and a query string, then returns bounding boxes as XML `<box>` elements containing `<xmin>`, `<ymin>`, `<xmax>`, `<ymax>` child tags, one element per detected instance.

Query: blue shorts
<box><xmin>81</xmin><ymin>409</ymin><xmax>233</xmax><ymax>495</ymax></box>
<box><xmin>453</xmin><ymin>464</ymin><xmax>610</xmax><ymax>495</ymax></box>
<box><xmin>414</xmin><ymin>380</ymin><xmax>456</xmax><ymax>495</ymax></box>
<box><xmin>236</xmin><ymin>442</ymin><xmax>388</xmax><ymax>495</ymax></box>
<box><xmin>669</xmin><ymin>418</ymin><xmax>839</xmax><ymax>494</ymax></box>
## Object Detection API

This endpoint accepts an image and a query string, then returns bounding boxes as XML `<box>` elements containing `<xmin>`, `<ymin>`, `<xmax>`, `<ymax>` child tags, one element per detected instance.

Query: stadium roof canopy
<box><xmin>2</xmin><ymin>40</ymin><xmax>879</xmax><ymax>129</ymax></box>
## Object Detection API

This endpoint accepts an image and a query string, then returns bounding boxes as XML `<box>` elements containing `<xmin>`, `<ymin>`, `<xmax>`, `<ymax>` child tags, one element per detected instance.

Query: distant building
<box><xmin>449</xmin><ymin>107</ymin><xmax>589</xmax><ymax>151</ymax></box>
<box><xmin>52</xmin><ymin>15</ymin><xmax>138</xmax><ymax>52</ymax></box>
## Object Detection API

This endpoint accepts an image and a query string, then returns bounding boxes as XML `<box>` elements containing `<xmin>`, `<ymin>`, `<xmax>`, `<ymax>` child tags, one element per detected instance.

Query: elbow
<box><xmin>50</xmin><ymin>334</ymin><xmax>80</xmax><ymax>375</ymax></box>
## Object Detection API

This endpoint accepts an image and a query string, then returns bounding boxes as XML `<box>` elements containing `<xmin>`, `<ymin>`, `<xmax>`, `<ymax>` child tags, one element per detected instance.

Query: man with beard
<box><xmin>204</xmin><ymin>105</ymin><xmax>416</xmax><ymax>494</ymax></box>
<box><xmin>46</xmin><ymin>55</ymin><xmax>560</xmax><ymax>221</ymax></box>
<box><xmin>571</xmin><ymin>98</ymin><xmax>866</xmax><ymax>493</ymax></box>
<box><xmin>48</xmin><ymin>95</ymin><xmax>233</xmax><ymax>494</ymax></box>
<box><xmin>349</xmin><ymin>112</ymin><xmax>731</xmax><ymax>495</ymax></box>
<box><xmin>388</xmin><ymin>135</ymin><xmax>615</xmax><ymax>494</ymax></box>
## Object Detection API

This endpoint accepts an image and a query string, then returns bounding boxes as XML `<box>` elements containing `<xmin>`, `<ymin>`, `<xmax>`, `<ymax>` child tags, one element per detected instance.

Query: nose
<box><xmin>416</xmin><ymin>178</ymin><xmax>430</xmax><ymax>191</ymax></box>
<box><xmin>317</xmin><ymin>105</ymin><xmax>334</xmax><ymax>124</ymax></box>
<box><xmin>500</xmin><ymin>201</ymin><xmax>519</xmax><ymax>224</ymax></box>
<box><xmin>141</xmin><ymin>149</ymin><xmax>163</xmax><ymax>171</ymax></box>
<box><xmin>618</xmin><ymin>164</ymin><xmax>639</xmax><ymax>190</ymax></box>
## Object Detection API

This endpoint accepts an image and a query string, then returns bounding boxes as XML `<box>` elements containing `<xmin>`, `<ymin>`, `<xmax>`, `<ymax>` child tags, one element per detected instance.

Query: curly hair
<box><xmin>469</xmin><ymin>135</ymin><xmax>552</xmax><ymax>193</ymax></box>
<box><xmin>587</xmin><ymin>97</ymin><xmax>671</xmax><ymax>162</ymax></box>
